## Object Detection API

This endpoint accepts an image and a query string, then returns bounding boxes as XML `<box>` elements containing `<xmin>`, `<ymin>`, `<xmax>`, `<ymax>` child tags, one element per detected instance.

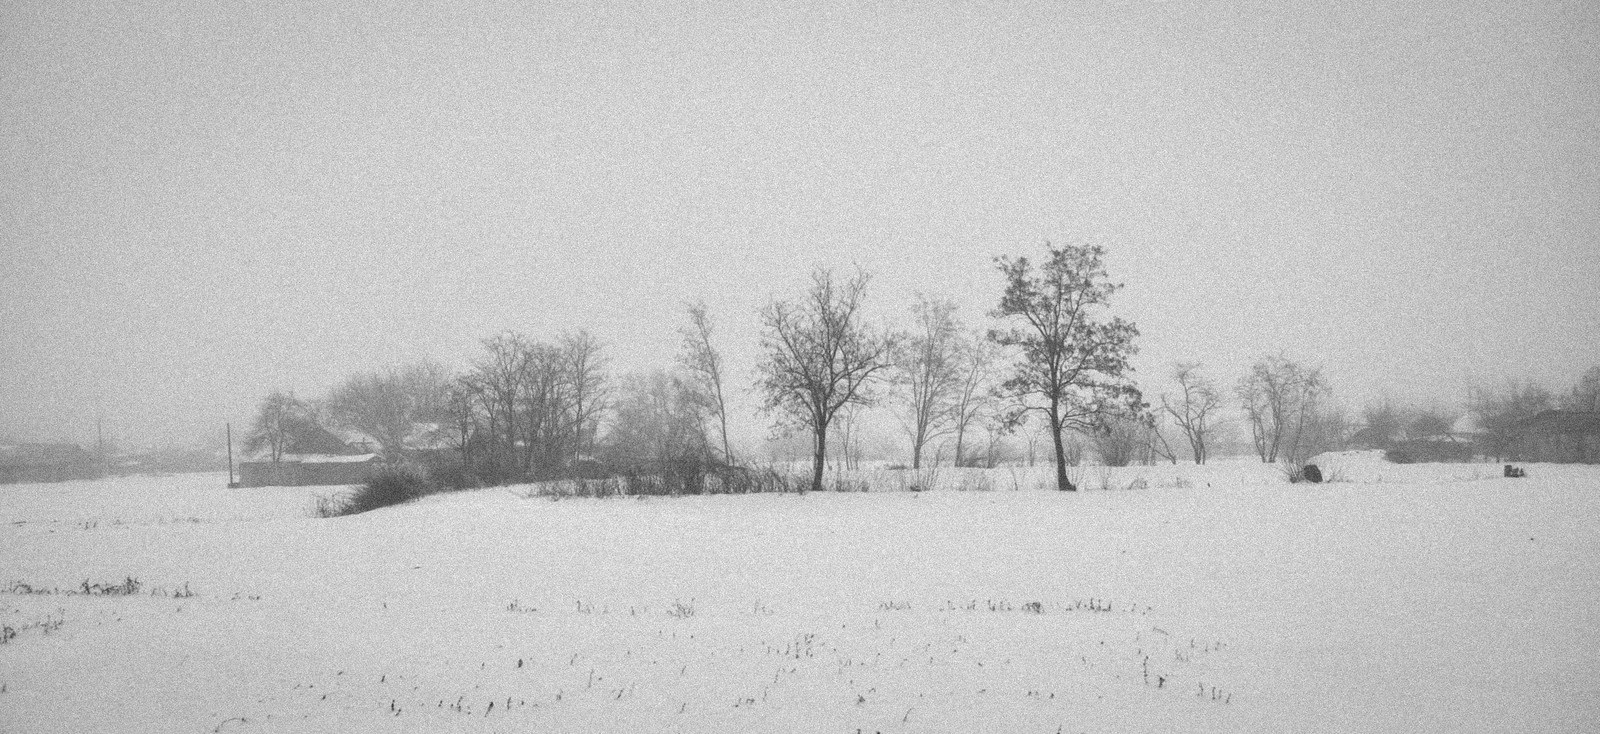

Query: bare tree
<box><xmin>832</xmin><ymin>402</ymin><xmax>867</xmax><ymax>471</ymax></box>
<box><xmin>755</xmin><ymin>266</ymin><xmax>894</xmax><ymax>493</ymax></box>
<box><xmin>473</xmin><ymin>332</ymin><xmax>533</xmax><ymax>482</ymax></box>
<box><xmin>1358</xmin><ymin>398</ymin><xmax>1405</xmax><ymax>449</ymax></box>
<box><xmin>888</xmin><ymin>295</ymin><xmax>965</xmax><ymax>469</ymax></box>
<box><xmin>324</xmin><ymin>360</ymin><xmax>452</xmax><ymax>462</ymax></box>
<box><xmin>1161</xmin><ymin>362</ymin><xmax>1222</xmax><ymax>464</ymax></box>
<box><xmin>990</xmin><ymin>243</ymin><xmax>1143</xmax><ymax>491</ymax></box>
<box><xmin>604</xmin><ymin>369</ymin><xmax>714</xmax><ymax>490</ymax></box>
<box><xmin>1235</xmin><ymin>354</ymin><xmax>1328</xmax><ymax>464</ymax></box>
<box><xmin>243</xmin><ymin>390</ymin><xmax>312</xmax><ymax>463</ymax></box>
<box><xmin>678</xmin><ymin>301</ymin><xmax>734</xmax><ymax>465</ymax></box>
<box><xmin>1568</xmin><ymin>366</ymin><xmax>1600</xmax><ymax>412</ymax></box>
<box><xmin>1407</xmin><ymin>403</ymin><xmax>1459</xmax><ymax>440</ymax></box>
<box><xmin>444</xmin><ymin>377</ymin><xmax>483</xmax><ymax>481</ymax></box>
<box><xmin>456</xmin><ymin>331</ymin><xmax>610</xmax><ymax>483</ymax></box>
<box><xmin>1144</xmin><ymin>416</ymin><xmax>1179</xmax><ymax>465</ymax></box>
<box><xmin>979</xmin><ymin>413</ymin><xmax>1015</xmax><ymax>468</ymax></box>
<box><xmin>1469</xmin><ymin>379</ymin><xmax>1554</xmax><ymax>461</ymax></box>
<box><xmin>1091</xmin><ymin>414</ymin><xmax>1148</xmax><ymax>467</ymax></box>
<box><xmin>949</xmin><ymin>335</ymin><xmax>998</xmax><ymax>468</ymax></box>
<box><xmin>515</xmin><ymin>341</ymin><xmax>567</xmax><ymax>477</ymax></box>
<box><xmin>1300</xmin><ymin>403</ymin><xmax>1354</xmax><ymax>458</ymax></box>
<box><xmin>560</xmin><ymin>331</ymin><xmax>609</xmax><ymax>463</ymax></box>
<box><xmin>1021</xmin><ymin>419</ymin><xmax>1046</xmax><ymax>466</ymax></box>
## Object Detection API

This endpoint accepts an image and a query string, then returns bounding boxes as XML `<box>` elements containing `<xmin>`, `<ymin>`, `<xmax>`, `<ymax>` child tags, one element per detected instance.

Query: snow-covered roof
<box><xmin>279</xmin><ymin>453</ymin><xmax>383</xmax><ymax>464</ymax></box>
<box><xmin>1450</xmin><ymin>412</ymin><xmax>1485</xmax><ymax>436</ymax></box>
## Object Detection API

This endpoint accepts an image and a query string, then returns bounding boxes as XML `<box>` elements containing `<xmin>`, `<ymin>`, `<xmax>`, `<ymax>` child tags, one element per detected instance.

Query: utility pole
<box><xmin>227</xmin><ymin>422</ymin><xmax>237</xmax><ymax>488</ymax></box>
<box><xmin>96</xmin><ymin>412</ymin><xmax>107</xmax><ymax>478</ymax></box>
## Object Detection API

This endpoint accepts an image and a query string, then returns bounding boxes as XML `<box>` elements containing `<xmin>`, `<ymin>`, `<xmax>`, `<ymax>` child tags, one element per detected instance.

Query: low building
<box><xmin>238</xmin><ymin>453</ymin><xmax>385</xmax><ymax>488</ymax></box>
<box><xmin>0</xmin><ymin>444</ymin><xmax>102</xmax><ymax>484</ymax></box>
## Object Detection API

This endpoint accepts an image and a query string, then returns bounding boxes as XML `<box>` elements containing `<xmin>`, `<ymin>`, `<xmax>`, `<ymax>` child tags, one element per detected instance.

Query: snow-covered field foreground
<box><xmin>3</xmin><ymin>460</ymin><xmax>1598</xmax><ymax>733</ymax></box>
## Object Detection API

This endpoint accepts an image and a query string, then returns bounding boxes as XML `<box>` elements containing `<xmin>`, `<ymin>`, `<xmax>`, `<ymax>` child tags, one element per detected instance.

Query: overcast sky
<box><xmin>2</xmin><ymin>0</ymin><xmax>1597</xmax><ymax>450</ymax></box>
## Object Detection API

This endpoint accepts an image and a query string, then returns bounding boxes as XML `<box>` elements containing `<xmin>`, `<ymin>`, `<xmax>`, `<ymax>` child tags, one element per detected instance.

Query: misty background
<box><xmin>3</xmin><ymin>0</ymin><xmax>1596</xmax><ymax>452</ymax></box>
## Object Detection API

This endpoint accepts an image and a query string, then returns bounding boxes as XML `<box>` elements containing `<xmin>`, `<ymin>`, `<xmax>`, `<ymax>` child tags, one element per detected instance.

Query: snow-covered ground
<box><xmin>3</xmin><ymin>462</ymin><xmax>1597</xmax><ymax>733</ymax></box>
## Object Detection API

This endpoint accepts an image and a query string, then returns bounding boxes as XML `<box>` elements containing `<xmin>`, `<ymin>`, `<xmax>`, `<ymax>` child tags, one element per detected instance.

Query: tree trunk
<box><xmin>811</xmin><ymin>423</ymin><xmax>827</xmax><ymax>493</ymax></box>
<box><xmin>1049</xmin><ymin>410</ymin><xmax>1075</xmax><ymax>491</ymax></box>
<box><xmin>718</xmin><ymin>410</ymin><xmax>732</xmax><ymax>466</ymax></box>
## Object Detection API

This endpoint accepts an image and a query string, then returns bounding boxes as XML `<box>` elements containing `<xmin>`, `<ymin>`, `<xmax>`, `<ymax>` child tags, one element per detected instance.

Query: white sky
<box><xmin>2</xmin><ymin>0</ymin><xmax>1597</xmax><ymax>448</ymax></box>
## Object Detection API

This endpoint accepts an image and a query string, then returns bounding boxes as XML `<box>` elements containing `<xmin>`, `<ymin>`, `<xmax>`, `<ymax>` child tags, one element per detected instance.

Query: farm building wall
<box><xmin>239</xmin><ymin>460</ymin><xmax>382</xmax><ymax>488</ymax></box>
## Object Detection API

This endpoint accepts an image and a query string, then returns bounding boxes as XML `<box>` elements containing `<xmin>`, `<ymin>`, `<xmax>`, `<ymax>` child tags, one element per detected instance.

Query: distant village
<box><xmin>5</xmin><ymin>404</ymin><xmax>1596</xmax><ymax>488</ymax></box>
<box><xmin>5</xmin><ymin>257</ymin><xmax>1597</xmax><ymax>489</ymax></box>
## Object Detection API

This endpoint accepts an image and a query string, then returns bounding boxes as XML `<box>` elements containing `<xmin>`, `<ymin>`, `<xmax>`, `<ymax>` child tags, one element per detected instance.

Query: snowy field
<box><xmin>3</xmin><ymin>459</ymin><xmax>1598</xmax><ymax>733</ymax></box>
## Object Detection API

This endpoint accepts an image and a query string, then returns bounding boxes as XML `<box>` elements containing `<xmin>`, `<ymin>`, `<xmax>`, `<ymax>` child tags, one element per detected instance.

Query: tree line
<box><xmin>245</xmin><ymin>242</ymin><xmax>1600</xmax><ymax>492</ymax></box>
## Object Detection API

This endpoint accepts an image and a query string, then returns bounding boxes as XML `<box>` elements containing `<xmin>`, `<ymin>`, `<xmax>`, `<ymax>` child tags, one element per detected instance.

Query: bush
<box><xmin>1384</xmin><ymin>440</ymin><xmax>1474</xmax><ymax>464</ymax></box>
<box><xmin>321</xmin><ymin>468</ymin><xmax>436</xmax><ymax>516</ymax></box>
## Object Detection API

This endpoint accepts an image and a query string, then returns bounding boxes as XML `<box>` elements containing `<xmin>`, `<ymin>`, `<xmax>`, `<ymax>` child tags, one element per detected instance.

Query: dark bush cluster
<box><xmin>318</xmin><ymin>468</ymin><xmax>438</xmax><ymax>517</ymax></box>
<box><xmin>539</xmin><ymin>464</ymin><xmax>818</xmax><ymax>499</ymax></box>
<box><xmin>1383</xmin><ymin>440</ymin><xmax>1474</xmax><ymax>464</ymax></box>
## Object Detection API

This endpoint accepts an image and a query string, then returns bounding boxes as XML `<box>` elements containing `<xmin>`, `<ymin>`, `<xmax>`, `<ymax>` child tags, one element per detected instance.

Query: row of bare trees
<box><xmin>448</xmin><ymin>331</ymin><xmax>609</xmax><ymax>484</ymax></box>
<box><xmin>261</xmin><ymin>239</ymin><xmax>1598</xmax><ymax>490</ymax></box>
<box><xmin>751</xmin><ymin>243</ymin><xmax>1145</xmax><ymax>492</ymax></box>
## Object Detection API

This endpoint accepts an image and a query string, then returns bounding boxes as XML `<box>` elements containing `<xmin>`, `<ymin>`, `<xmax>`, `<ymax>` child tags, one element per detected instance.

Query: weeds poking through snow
<box><xmin>81</xmin><ymin>576</ymin><xmax>142</xmax><ymax>596</ymax></box>
<box><xmin>1</xmin><ymin>613</ymin><xmax>65</xmax><ymax>644</ymax></box>
<box><xmin>956</xmin><ymin>472</ymin><xmax>994</xmax><ymax>491</ymax></box>
<box><xmin>151</xmin><ymin>582</ymin><xmax>194</xmax><ymax>598</ymax></box>
<box><xmin>310</xmin><ymin>493</ymin><xmax>345</xmax><ymax>518</ymax></box>
<box><xmin>667</xmin><ymin>599</ymin><xmax>696</xmax><ymax>619</ymax></box>
<box><xmin>526</xmin><ymin>466</ymin><xmax>814</xmax><ymax>499</ymax></box>
<box><xmin>1089</xmin><ymin>466</ymin><xmax>1149</xmax><ymax>491</ymax></box>
<box><xmin>6</xmin><ymin>578</ymin><xmax>195</xmax><ymax>598</ymax></box>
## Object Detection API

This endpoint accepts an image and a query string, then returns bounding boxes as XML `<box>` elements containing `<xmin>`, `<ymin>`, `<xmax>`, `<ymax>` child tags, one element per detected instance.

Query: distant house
<box><xmin>1349</xmin><ymin>414</ymin><xmax>1477</xmax><ymax>463</ymax></box>
<box><xmin>0</xmin><ymin>444</ymin><xmax>102</xmax><ymax>484</ymax></box>
<box><xmin>282</xmin><ymin>423</ymin><xmax>362</xmax><ymax>457</ymax></box>
<box><xmin>333</xmin><ymin>423</ymin><xmax>455</xmax><ymax>460</ymax></box>
<box><xmin>1513</xmin><ymin>410</ymin><xmax>1600</xmax><ymax>464</ymax></box>
<box><xmin>239</xmin><ymin>424</ymin><xmax>385</xmax><ymax>488</ymax></box>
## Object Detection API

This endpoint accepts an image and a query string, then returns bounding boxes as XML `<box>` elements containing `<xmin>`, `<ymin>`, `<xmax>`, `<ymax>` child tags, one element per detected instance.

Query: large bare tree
<box><xmin>678</xmin><ymin>301</ymin><xmax>734</xmax><ymax>465</ymax></box>
<box><xmin>243</xmin><ymin>390</ymin><xmax>312</xmax><ymax>463</ymax></box>
<box><xmin>888</xmin><ymin>295</ymin><xmax>965</xmax><ymax>469</ymax></box>
<box><xmin>1161</xmin><ymin>362</ymin><xmax>1222</xmax><ymax>464</ymax></box>
<box><xmin>474</xmin><ymin>332</ymin><xmax>534</xmax><ymax>481</ymax></box>
<box><xmin>455</xmin><ymin>331</ymin><xmax>610</xmax><ymax>483</ymax></box>
<box><xmin>756</xmin><ymin>266</ymin><xmax>894</xmax><ymax>493</ymax></box>
<box><xmin>324</xmin><ymin>360</ymin><xmax>452</xmax><ymax>462</ymax></box>
<box><xmin>559</xmin><ymin>330</ymin><xmax>609</xmax><ymax>463</ymax></box>
<box><xmin>990</xmin><ymin>243</ymin><xmax>1142</xmax><ymax>491</ymax></box>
